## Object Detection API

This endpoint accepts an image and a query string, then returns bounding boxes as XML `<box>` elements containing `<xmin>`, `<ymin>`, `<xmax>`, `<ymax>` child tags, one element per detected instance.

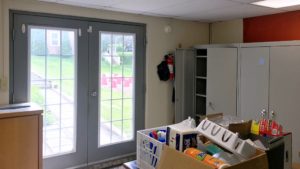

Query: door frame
<box><xmin>9</xmin><ymin>10</ymin><xmax>146</xmax><ymax>168</ymax></box>
<box><xmin>9</xmin><ymin>10</ymin><xmax>146</xmax><ymax>103</ymax></box>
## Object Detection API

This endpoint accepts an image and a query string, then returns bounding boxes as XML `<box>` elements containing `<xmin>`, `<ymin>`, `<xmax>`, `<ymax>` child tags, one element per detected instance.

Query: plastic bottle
<box><xmin>184</xmin><ymin>148</ymin><xmax>230</xmax><ymax>169</ymax></box>
<box><xmin>259</xmin><ymin>109</ymin><xmax>268</xmax><ymax>135</ymax></box>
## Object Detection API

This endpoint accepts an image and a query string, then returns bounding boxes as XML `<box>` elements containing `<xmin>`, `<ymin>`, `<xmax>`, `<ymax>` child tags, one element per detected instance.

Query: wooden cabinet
<box><xmin>0</xmin><ymin>103</ymin><xmax>43</xmax><ymax>169</ymax></box>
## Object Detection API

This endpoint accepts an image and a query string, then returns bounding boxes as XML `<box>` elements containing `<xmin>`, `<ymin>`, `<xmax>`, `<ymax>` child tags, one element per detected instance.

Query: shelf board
<box><xmin>196</xmin><ymin>94</ymin><xmax>206</xmax><ymax>97</ymax></box>
<box><xmin>196</xmin><ymin>56</ymin><xmax>207</xmax><ymax>58</ymax></box>
<box><xmin>196</xmin><ymin>76</ymin><xmax>207</xmax><ymax>79</ymax></box>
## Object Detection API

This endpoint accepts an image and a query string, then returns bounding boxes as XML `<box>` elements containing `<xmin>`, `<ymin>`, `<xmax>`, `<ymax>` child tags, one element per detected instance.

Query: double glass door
<box><xmin>11</xmin><ymin>12</ymin><xmax>145</xmax><ymax>169</ymax></box>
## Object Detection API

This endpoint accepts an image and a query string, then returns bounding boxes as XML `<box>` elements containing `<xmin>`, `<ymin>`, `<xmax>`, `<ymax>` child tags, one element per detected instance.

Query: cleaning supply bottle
<box><xmin>259</xmin><ymin>109</ymin><xmax>268</xmax><ymax>136</ymax></box>
<box><xmin>269</xmin><ymin>111</ymin><xmax>283</xmax><ymax>136</ymax></box>
<box><xmin>268</xmin><ymin>110</ymin><xmax>275</xmax><ymax>135</ymax></box>
<box><xmin>184</xmin><ymin>148</ymin><xmax>230</xmax><ymax>169</ymax></box>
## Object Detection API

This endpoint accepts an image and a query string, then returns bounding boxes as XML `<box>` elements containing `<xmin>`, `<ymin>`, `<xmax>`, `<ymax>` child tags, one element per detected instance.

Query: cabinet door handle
<box><xmin>270</xmin><ymin>110</ymin><xmax>276</xmax><ymax>119</ymax></box>
<box><xmin>209</xmin><ymin>102</ymin><xmax>215</xmax><ymax>110</ymax></box>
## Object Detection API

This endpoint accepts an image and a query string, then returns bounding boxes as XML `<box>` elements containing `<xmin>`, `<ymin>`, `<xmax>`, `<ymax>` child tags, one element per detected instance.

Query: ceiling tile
<box><xmin>183</xmin><ymin>3</ymin><xmax>283</xmax><ymax>21</ymax></box>
<box><xmin>150</xmin><ymin>0</ymin><xmax>238</xmax><ymax>17</ymax></box>
<box><xmin>111</xmin><ymin>0</ymin><xmax>192</xmax><ymax>13</ymax></box>
<box><xmin>276</xmin><ymin>5</ymin><xmax>300</xmax><ymax>12</ymax></box>
<box><xmin>58</xmin><ymin>0</ymin><xmax>121</xmax><ymax>8</ymax></box>
<box><xmin>227</xmin><ymin>0</ymin><xmax>260</xmax><ymax>3</ymax></box>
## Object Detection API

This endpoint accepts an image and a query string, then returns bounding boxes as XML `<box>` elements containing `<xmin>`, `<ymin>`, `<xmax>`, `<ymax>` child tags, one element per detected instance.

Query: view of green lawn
<box><xmin>31</xmin><ymin>54</ymin><xmax>133</xmax><ymax>135</ymax></box>
<box><xmin>31</xmin><ymin>85</ymin><xmax>56</xmax><ymax>125</ymax></box>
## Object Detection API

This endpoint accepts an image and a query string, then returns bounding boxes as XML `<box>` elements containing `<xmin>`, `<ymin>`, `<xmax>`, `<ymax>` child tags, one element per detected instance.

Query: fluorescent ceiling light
<box><xmin>252</xmin><ymin>0</ymin><xmax>300</xmax><ymax>8</ymax></box>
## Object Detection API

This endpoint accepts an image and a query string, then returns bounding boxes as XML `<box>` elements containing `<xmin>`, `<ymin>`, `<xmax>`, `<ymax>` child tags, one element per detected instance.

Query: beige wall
<box><xmin>0</xmin><ymin>0</ymin><xmax>209</xmax><ymax>128</ymax></box>
<box><xmin>210</xmin><ymin>19</ymin><xmax>243</xmax><ymax>44</ymax></box>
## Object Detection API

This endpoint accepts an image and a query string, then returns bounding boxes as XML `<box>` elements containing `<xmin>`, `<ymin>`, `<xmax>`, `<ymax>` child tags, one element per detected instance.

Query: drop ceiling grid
<box><xmin>40</xmin><ymin>0</ymin><xmax>300</xmax><ymax>21</ymax></box>
<box><xmin>179</xmin><ymin>3</ymin><xmax>286</xmax><ymax>21</ymax></box>
<box><xmin>111</xmin><ymin>0</ymin><xmax>194</xmax><ymax>13</ymax></box>
<box><xmin>148</xmin><ymin>0</ymin><xmax>252</xmax><ymax>21</ymax></box>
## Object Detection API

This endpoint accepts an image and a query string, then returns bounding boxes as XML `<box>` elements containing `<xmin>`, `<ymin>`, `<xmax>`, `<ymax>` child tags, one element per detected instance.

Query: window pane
<box><xmin>45</xmin><ymin>105</ymin><xmax>60</xmax><ymax>127</ymax></box>
<box><xmin>112</xmin><ymin>100</ymin><xmax>122</xmax><ymax>121</ymax></box>
<box><xmin>61</xmin><ymin>80</ymin><xmax>75</xmax><ymax>104</ymax></box>
<box><xmin>61</xmin><ymin>31</ymin><xmax>75</xmax><ymax>79</ymax></box>
<box><xmin>30</xmin><ymin>81</ymin><xmax>45</xmax><ymax>107</ymax></box>
<box><xmin>123</xmin><ymin>120</ymin><xmax>133</xmax><ymax>140</ymax></box>
<box><xmin>101</xmin><ymin>100</ymin><xmax>111</xmax><ymax>122</ymax></box>
<box><xmin>112</xmin><ymin>34</ymin><xmax>123</xmax><ymax>78</ymax></box>
<box><xmin>99</xmin><ymin>122</ymin><xmax>112</xmax><ymax>146</ymax></box>
<box><xmin>123</xmin><ymin>99</ymin><xmax>133</xmax><ymax>120</ymax></box>
<box><xmin>46</xmin><ymin>30</ymin><xmax>61</xmax><ymax>80</ymax></box>
<box><xmin>112</xmin><ymin>77</ymin><xmax>122</xmax><ymax>99</ymax></box>
<box><xmin>112</xmin><ymin>121</ymin><xmax>122</xmax><ymax>143</ymax></box>
<box><xmin>29</xmin><ymin>27</ymin><xmax>77</xmax><ymax>157</ymax></box>
<box><xmin>101</xmin><ymin>85</ymin><xmax>111</xmax><ymax>101</ymax></box>
<box><xmin>99</xmin><ymin>32</ymin><xmax>135</xmax><ymax>147</ymax></box>
<box><xmin>61</xmin><ymin>104</ymin><xmax>75</xmax><ymax>128</ymax></box>
<box><xmin>45</xmin><ymin>129</ymin><xmax>60</xmax><ymax>156</ymax></box>
<box><xmin>124</xmin><ymin>35</ymin><xmax>134</xmax><ymax>77</ymax></box>
<box><xmin>123</xmin><ymin>77</ymin><xmax>133</xmax><ymax>98</ymax></box>
<box><xmin>46</xmin><ymin>80</ymin><xmax>61</xmax><ymax>105</ymax></box>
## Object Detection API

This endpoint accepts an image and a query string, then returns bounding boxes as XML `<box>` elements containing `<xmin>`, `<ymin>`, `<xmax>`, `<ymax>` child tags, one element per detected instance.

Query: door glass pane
<box><xmin>29</xmin><ymin>26</ymin><xmax>77</xmax><ymax>157</ymax></box>
<box><xmin>99</xmin><ymin>32</ymin><xmax>135</xmax><ymax>147</ymax></box>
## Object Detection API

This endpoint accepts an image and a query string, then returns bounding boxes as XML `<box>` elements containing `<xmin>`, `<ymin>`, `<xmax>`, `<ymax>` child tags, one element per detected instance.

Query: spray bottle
<box><xmin>259</xmin><ymin>109</ymin><xmax>268</xmax><ymax>136</ymax></box>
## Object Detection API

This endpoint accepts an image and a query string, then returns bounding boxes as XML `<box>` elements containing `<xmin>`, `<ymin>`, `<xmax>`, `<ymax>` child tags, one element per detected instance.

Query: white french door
<box><xmin>87</xmin><ymin>22</ymin><xmax>146</xmax><ymax>163</ymax></box>
<box><xmin>11</xmin><ymin>11</ymin><xmax>145</xmax><ymax>169</ymax></box>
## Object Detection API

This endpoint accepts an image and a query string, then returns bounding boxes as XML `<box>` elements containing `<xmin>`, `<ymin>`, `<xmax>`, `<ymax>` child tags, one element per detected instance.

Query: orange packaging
<box><xmin>184</xmin><ymin>148</ymin><xmax>230</xmax><ymax>169</ymax></box>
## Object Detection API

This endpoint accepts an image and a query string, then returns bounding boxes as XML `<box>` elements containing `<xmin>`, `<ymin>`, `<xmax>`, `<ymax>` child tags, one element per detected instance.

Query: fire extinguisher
<box><xmin>166</xmin><ymin>54</ymin><xmax>174</xmax><ymax>80</ymax></box>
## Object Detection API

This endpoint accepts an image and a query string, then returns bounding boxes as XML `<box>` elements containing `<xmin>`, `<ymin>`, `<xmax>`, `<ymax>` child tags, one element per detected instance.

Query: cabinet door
<box><xmin>0</xmin><ymin>116</ymin><xmax>39</xmax><ymax>169</ymax></box>
<box><xmin>207</xmin><ymin>48</ymin><xmax>237</xmax><ymax>116</ymax></box>
<box><xmin>174</xmin><ymin>49</ymin><xmax>195</xmax><ymax>123</ymax></box>
<box><xmin>240</xmin><ymin>47</ymin><xmax>269</xmax><ymax>120</ymax></box>
<box><xmin>270</xmin><ymin>46</ymin><xmax>300</xmax><ymax>163</ymax></box>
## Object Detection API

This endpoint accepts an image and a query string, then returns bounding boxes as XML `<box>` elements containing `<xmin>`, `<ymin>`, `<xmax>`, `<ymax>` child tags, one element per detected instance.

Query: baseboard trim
<box><xmin>69</xmin><ymin>153</ymin><xmax>136</xmax><ymax>169</ymax></box>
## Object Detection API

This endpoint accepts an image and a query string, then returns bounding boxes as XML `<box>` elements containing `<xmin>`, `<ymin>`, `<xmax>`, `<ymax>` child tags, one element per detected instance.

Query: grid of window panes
<box><xmin>99</xmin><ymin>32</ymin><xmax>135</xmax><ymax>146</ymax></box>
<box><xmin>29</xmin><ymin>27</ymin><xmax>77</xmax><ymax>157</ymax></box>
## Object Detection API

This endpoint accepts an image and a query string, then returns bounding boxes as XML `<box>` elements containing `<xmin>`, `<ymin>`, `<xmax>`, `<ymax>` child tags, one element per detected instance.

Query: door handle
<box><xmin>90</xmin><ymin>91</ymin><xmax>98</xmax><ymax>97</ymax></box>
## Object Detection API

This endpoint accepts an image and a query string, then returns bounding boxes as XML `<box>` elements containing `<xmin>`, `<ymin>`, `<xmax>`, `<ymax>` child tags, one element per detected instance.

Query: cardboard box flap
<box><xmin>229</xmin><ymin>149</ymin><xmax>268</xmax><ymax>169</ymax></box>
<box><xmin>157</xmin><ymin>146</ymin><xmax>213</xmax><ymax>169</ymax></box>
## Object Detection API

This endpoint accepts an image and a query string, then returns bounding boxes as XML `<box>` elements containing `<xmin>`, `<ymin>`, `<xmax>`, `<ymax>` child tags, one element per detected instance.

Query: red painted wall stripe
<box><xmin>244</xmin><ymin>10</ymin><xmax>300</xmax><ymax>43</ymax></box>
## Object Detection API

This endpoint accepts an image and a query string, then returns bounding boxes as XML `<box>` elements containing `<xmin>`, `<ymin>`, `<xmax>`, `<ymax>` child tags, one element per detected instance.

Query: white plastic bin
<box><xmin>137</xmin><ymin>126</ymin><xmax>166</xmax><ymax>169</ymax></box>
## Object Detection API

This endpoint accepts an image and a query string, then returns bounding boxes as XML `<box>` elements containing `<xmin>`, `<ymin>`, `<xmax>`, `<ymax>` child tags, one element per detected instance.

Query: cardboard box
<box><xmin>157</xmin><ymin>146</ymin><xmax>268</xmax><ymax>169</ymax></box>
<box><xmin>293</xmin><ymin>163</ymin><xmax>300</xmax><ymax>169</ymax></box>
